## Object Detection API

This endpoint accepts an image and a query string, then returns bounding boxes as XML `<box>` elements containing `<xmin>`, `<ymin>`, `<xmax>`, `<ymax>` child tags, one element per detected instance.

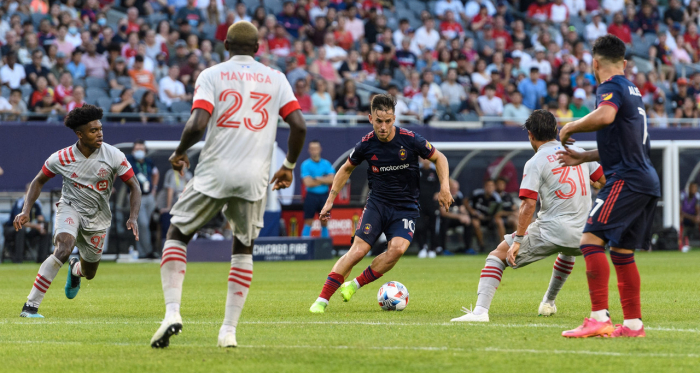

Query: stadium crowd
<box><xmin>0</xmin><ymin>0</ymin><xmax>700</xmax><ymax>127</ymax></box>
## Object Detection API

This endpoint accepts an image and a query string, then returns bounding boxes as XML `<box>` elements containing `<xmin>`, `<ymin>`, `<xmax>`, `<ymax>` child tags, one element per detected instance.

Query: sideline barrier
<box><xmin>187</xmin><ymin>237</ymin><xmax>333</xmax><ymax>262</ymax></box>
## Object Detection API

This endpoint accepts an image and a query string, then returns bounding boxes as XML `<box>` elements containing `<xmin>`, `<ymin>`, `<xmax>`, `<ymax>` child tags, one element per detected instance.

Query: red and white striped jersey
<box><xmin>519</xmin><ymin>141</ymin><xmax>604</xmax><ymax>248</ymax></box>
<box><xmin>42</xmin><ymin>142</ymin><xmax>134</xmax><ymax>230</ymax></box>
<box><xmin>190</xmin><ymin>54</ymin><xmax>300</xmax><ymax>200</ymax></box>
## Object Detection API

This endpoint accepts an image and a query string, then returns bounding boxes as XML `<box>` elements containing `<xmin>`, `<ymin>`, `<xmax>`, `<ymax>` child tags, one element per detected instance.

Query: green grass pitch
<box><xmin>1</xmin><ymin>251</ymin><xmax>699</xmax><ymax>373</ymax></box>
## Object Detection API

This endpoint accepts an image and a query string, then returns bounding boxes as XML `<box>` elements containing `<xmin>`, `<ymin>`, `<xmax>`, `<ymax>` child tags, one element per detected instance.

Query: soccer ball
<box><xmin>377</xmin><ymin>281</ymin><xmax>409</xmax><ymax>311</ymax></box>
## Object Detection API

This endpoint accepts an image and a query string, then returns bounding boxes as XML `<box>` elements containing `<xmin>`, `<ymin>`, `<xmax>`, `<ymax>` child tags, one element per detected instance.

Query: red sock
<box><xmin>611</xmin><ymin>251</ymin><xmax>641</xmax><ymax>320</ymax></box>
<box><xmin>318</xmin><ymin>272</ymin><xmax>344</xmax><ymax>301</ymax></box>
<box><xmin>354</xmin><ymin>266</ymin><xmax>382</xmax><ymax>288</ymax></box>
<box><xmin>581</xmin><ymin>244</ymin><xmax>609</xmax><ymax>312</ymax></box>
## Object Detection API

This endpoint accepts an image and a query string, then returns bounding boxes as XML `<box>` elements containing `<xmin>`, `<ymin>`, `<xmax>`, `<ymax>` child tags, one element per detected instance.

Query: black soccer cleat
<box><xmin>20</xmin><ymin>303</ymin><xmax>44</xmax><ymax>318</ymax></box>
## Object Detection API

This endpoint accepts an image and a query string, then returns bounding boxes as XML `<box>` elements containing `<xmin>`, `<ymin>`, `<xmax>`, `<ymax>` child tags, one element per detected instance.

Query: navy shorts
<box><xmin>584</xmin><ymin>179</ymin><xmax>658</xmax><ymax>250</ymax></box>
<box><xmin>354</xmin><ymin>199</ymin><xmax>420</xmax><ymax>246</ymax></box>
<box><xmin>303</xmin><ymin>192</ymin><xmax>327</xmax><ymax>219</ymax></box>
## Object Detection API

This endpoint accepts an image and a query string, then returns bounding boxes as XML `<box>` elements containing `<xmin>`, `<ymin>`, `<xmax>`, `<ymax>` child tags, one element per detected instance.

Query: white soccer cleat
<box><xmin>428</xmin><ymin>251</ymin><xmax>436</xmax><ymax>258</ymax></box>
<box><xmin>451</xmin><ymin>306</ymin><xmax>489</xmax><ymax>322</ymax></box>
<box><xmin>150</xmin><ymin>314</ymin><xmax>183</xmax><ymax>348</ymax></box>
<box><xmin>538</xmin><ymin>302</ymin><xmax>557</xmax><ymax>316</ymax></box>
<box><xmin>417</xmin><ymin>248</ymin><xmax>428</xmax><ymax>259</ymax></box>
<box><xmin>218</xmin><ymin>328</ymin><xmax>238</xmax><ymax>348</ymax></box>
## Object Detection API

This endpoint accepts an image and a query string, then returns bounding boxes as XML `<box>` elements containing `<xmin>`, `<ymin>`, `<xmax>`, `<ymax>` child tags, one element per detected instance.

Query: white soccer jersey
<box><xmin>42</xmin><ymin>142</ymin><xmax>134</xmax><ymax>231</ymax></box>
<box><xmin>191</xmin><ymin>55</ymin><xmax>300</xmax><ymax>201</ymax></box>
<box><xmin>519</xmin><ymin>141</ymin><xmax>604</xmax><ymax>248</ymax></box>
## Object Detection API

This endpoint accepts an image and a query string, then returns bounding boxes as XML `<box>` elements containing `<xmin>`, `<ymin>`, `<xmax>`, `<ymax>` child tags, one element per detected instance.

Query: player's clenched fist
<box><xmin>13</xmin><ymin>212</ymin><xmax>29</xmax><ymax>231</ymax></box>
<box><xmin>169</xmin><ymin>151</ymin><xmax>190</xmax><ymax>176</ymax></box>
<box><xmin>437</xmin><ymin>187</ymin><xmax>454</xmax><ymax>212</ymax></box>
<box><xmin>319</xmin><ymin>202</ymin><xmax>333</xmax><ymax>222</ymax></box>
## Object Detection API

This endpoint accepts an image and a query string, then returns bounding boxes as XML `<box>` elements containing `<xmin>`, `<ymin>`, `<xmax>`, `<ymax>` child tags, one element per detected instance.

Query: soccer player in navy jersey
<box><xmin>309</xmin><ymin>94</ymin><xmax>453</xmax><ymax>313</ymax></box>
<box><xmin>557</xmin><ymin>35</ymin><xmax>661</xmax><ymax>338</ymax></box>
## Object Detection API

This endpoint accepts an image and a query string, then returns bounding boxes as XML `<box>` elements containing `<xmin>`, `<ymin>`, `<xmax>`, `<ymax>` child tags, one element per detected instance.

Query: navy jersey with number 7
<box><xmin>348</xmin><ymin>127</ymin><xmax>437</xmax><ymax>210</ymax></box>
<box><xmin>594</xmin><ymin>75</ymin><xmax>660</xmax><ymax>197</ymax></box>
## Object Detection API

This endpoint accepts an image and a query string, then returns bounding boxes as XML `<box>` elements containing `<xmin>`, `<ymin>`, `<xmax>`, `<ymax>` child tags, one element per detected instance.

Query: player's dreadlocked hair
<box><xmin>64</xmin><ymin>104</ymin><xmax>103</xmax><ymax>131</ymax></box>
<box><xmin>370</xmin><ymin>94</ymin><xmax>396</xmax><ymax>114</ymax></box>
<box><xmin>524</xmin><ymin>109</ymin><xmax>557</xmax><ymax>142</ymax></box>
<box><xmin>592</xmin><ymin>34</ymin><xmax>626</xmax><ymax>63</ymax></box>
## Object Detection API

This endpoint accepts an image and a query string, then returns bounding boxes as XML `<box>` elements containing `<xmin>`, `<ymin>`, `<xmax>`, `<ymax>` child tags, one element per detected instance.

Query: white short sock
<box><xmin>623</xmin><ymin>318</ymin><xmax>643</xmax><ymax>331</ymax></box>
<box><xmin>473</xmin><ymin>306</ymin><xmax>489</xmax><ymax>315</ymax></box>
<box><xmin>165</xmin><ymin>302</ymin><xmax>180</xmax><ymax>319</ymax></box>
<box><xmin>315</xmin><ymin>297</ymin><xmax>328</xmax><ymax>305</ymax></box>
<box><xmin>590</xmin><ymin>309</ymin><xmax>610</xmax><ymax>322</ymax></box>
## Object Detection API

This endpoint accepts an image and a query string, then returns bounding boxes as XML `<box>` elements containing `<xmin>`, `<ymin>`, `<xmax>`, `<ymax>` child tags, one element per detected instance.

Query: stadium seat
<box><xmin>1</xmin><ymin>86</ymin><xmax>9</xmax><ymax>98</ymax></box>
<box><xmin>86</xmin><ymin>87</ymin><xmax>109</xmax><ymax>101</ymax></box>
<box><xmin>110</xmin><ymin>88</ymin><xmax>123</xmax><ymax>99</ymax></box>
<box><xmin>267</xmin><ymin>2</ymin><xmax>284</xmax><ymax>16</ymax></box>
<box><xmin>202</xmin><ymin>24</ymin><xmax>217</xmax><ymax>41</ymax></box>
<box><xmin>20</xmin><ymin>85</ymin><xmax>33</xmax><ymax>98</ymax></box>
<box><xmin>171</xmin><ymin>101</ymin><xmax>192</xmax><ymax>114</ymax></box>
<box><xmin>73</xmin><ymin>77</ymin><xmax>86</xmax><ymax>88</ymax></box>
<box><xmin>632</xmin><ymin>56</ymin><xmax>653</xmax><ymax>74</ymax></box>
<box><xmin>116</xmin><ymin>76</ymin><xmax>133</xmax><ymax>89</ymax></box>
<box><xmin>133</xmin><ymin>89</ymin><xmax>148</xmax><ymax>104</ymax></box>
<box><xmin>97</xmin><ymin>97</ymin><xmax>114</xmax><ymax>111</ymax></box>
<box><xmin>156</xmin><ymin>101</ymin><xmax>170</xmax><ymax>113</ymax></box>
<box><xmin>31</xmin><ymin>13</ymin><xmax>45</xmax><ymax>28</ymax></box>
<box><xmin>86</xmin><ymin>77</ymin><xmax>109</xmax><ymax>90</ymax></box>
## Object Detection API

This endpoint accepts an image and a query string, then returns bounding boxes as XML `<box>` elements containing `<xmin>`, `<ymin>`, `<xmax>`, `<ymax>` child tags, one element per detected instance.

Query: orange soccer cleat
<box><xmin>611</xmin><ymin>324</ymin><xmax>646</xmax><ymax>338</ymax></box>
<box><xmin>562</xmin><ymin>318</ymin><xmax>615</xmax><ymax>338</ymax></box>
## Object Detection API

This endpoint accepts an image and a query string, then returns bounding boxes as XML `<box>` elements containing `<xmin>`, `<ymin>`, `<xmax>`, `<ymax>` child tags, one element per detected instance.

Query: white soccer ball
<box><xmin>377</xmin><ymin>281</ymin><xmax>409</xmax><ymax>311</ymax></box>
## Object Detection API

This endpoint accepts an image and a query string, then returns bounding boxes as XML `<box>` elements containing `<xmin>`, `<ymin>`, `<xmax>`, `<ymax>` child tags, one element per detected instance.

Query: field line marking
<box><xmin>1</xmin><ymin>320</ymin><xmax>698</xmax><ymax>333</ymax></box>
<box><xmin>0</xmin><ymin>340</ymin><xmax>698</xmax><ymax>359</ymax></box>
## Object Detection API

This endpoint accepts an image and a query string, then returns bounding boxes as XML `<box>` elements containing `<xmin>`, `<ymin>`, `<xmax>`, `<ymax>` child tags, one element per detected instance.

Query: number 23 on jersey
<box><xmin>217</xmin><ymin>89</ymin><xmax>272</xmax><ymax>132</ymax></box>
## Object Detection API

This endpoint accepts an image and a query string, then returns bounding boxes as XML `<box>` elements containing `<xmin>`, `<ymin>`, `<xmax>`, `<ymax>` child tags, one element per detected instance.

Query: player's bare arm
<box><xmin>557</xmin><ymin>148</ymin><xmax>600</xmax><ymax>167</ymax></box>
<box><xmin>123</xmin><ymin>175</ymin><xmax>142</xmax><ymax>241</ymax></box>
<box><xmin>271</xmin><ymin>109</ymin><xmax>307</xmax><ymax>191</ymax></box>
<box><xmin>170</xmin><ymin>108</ymin><xmax>211</xmax><ymax>176</ymax></box>
<box><xmin>13</xmin><ymin>171</ymin><xmax>51</xmax><ymax>231</ymax></box>
<box><xmin>559</xmin><ymin>105</ymin><xmax>617</xmax><ymax>147</ymax></box>
<box><xmin>428</xmin><ymin>150</ymin><xmax>453</xmax><ymax>211</ymax></box>
<box><xmin>506</xmin><ymin>197</ymin><xmax>537</xmax><ymax>267</ymax></box>
<box><xmin>320</xmin><ymin>159</ymin><xmax>356</xmax><ymax>222</ymax></box>
<box><xmin>591</xmin><ymin>174</ymin><xmax>607</xmax><ymax>190</ymax></box>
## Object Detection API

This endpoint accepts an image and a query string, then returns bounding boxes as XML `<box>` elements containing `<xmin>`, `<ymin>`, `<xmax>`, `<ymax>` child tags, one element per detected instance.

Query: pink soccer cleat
<box><xmin>562</xmin><ymin>318</ymin><xmax>615</xmax><ymax>338</ymax></box>
<box><xmin>611</xmin><ymin>324</ymin><xmax>646</xmax><ymax>338</ymax></box>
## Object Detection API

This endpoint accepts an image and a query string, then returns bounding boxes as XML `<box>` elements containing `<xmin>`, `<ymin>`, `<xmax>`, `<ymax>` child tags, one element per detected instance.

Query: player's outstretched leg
<box><xmin>563</xmin><ymin>236</ymin><xmax>614</xmax><ymax>338</ymax></box>
<box><xmin>339</xmin><ymin>237</ymin><xmax>410</xmax><ymax>302</ymax></box>
<box><xmin>539</xmin><ymin>254</ymin><xmax>575</xmax><ymax>316</ymax></box>
<box><xmin>151</xmin><ymin>239</ymin><xmax>188</xmax><ymax>348</ymax></box>
<box><xmin>219</xmin><ymin>244</ymin><xmax>254</xmax><ymax>348</ymax></box>
<box><xmin>610</xmin><ymin>250</ymin><xmax>645</xmax><ymax>337</ymax></box>
<box><xmin>21</xmin><ymin>233</ymin><xmax>73</xmax><ymax>318</ymax></box>
<box><xmin>310</xmin><ymin>237</ymin><xmax>373</xmax><ymax>313</ymax></box>
<box><xmin>451</xmin><ymin>241</ymin><xmax>507</xmax><ymax>322</ymax></box>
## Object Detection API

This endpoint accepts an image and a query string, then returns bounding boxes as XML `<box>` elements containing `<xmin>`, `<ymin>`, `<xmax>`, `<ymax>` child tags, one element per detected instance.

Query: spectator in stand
<box><xmin>32</xmin><ymin>90</ymin><xmax>65</xmax><ymax>119</ymax></box>
<box><xmin>25</xmin><ymin>49</ymin><xmax>51</xmax><ymax>89</ymax></box>
<box><xmin>530</xmin><ymin>46</ymin><xmax>552</xmax><ymax>80</ymax></box>
<box><xmin>688</xmin><ymin>74</ymin><xmax>700</xmax><ymax>97</ymax></box>
<box><xmin>269</xmin><ymin>24</ymin><xmax>292</xmax><ymax>57</ymax></box>
<box><xmin>294</xmin><ymin>79</ymin><xmax>313</xmax><ymax>114</ymax></box>
<box><xmin>570</xmin><ymin>88</ymin><xmax>590</xmax><ymax>117</ymax></box>
<box><xmin>129</xmin><ymin>55</ymin><xmax>157</xmax><ymax>92</ymax></box>
<box><xmin>649</xmin><ymin>96</ymin><xmax>669</xmax><ymax>128</ymax></box>
<box><xmin>527</xmin><ymin>0</ymin><xmax>552</xmax><ymax>26</ymax></box>
<box><xmin>53</xmin><ymin>24</ymin><xmax>75</xmax><ymax>56</ymax></box>
<box><xmin>502</xmin><ymin>91</ymin><xmax>531</xmax><ymax>126</ymax></box>
<box><xmin>323</xmin><ymin>32</ymin><xmax>348</xmax><ymax>70</ymax></box>
<box><xmin>459</xmin><ymin>87</ymin><xmax>483</xmax><ymax>117</ymax></box>
<box><xmin>306</xmin><ymin>16</ymin><xmax>328</xmax><ymax>47</ymax></box>
<box><xmin>216</xmin><ymin>10</ymin><xmax>235</xmax><ymax>42</ymax></box>
<box><xmin>392</xmin><ymin>19</ymin><xmax>410</xmax><ymax>47</ymax></box>
<box><xmin>344</xmin><ymin>6</ymin><xmax>364</xmax><ymax>42</ymax></box>
<box><xmin>671</xmin><ymin>77</ymin><xmax>690</xmax><ymax>110</ymax></box>
<box><xmin>684</xmin><ymin>24</ymin><xmax>700</xmax><ymax>62</ymax></box>
<box><xmin>664</xmin><ymin>0</ymin><xmax>685</xmax><ymax>27</ymax></box>
<box><xmin>414</xmin><ymin>17</ymin><xmax>440</xmax><ymax>52</ymax></box>
<box><xmin>175</xmin><ymin>0</ymin><xmax>204</xmax><ymax>30</ymax></box>
<box><xmin>478</xmin><ymin>84</ymin><xmax>503</xmax><ymax>117</ymax></box>
<box><xmin>2</xmin><ymin>183</ymin><xmax>49</xmax><ymax>263</ymax></box>
<box><xmin>333</xmin><ymin>16</ymin><xmax>354</xmax><ymax>51</ymax></box>
<box><xmin>139</xmin><ymin>90</ymin><xmax>160</xmax><ymax>123</ymax></box>
<box><xmin>410</xmin><ymin>81</ymin><xmax>439</xmax><ymax>123</ymax></box>
<box><xmin>158</xmin><ymin>65</ymin><xmax>189</xmax><ymax>107</ymax></box>
<box><xmin>676</xmin><ymin>97</ymin><xmax>698</xmax><ymax>124</ymax></box>
<box><xmin>554</xmin><ymin>93</ymin><xmax>573</xmax><ymax>125</ymax></box>
<box><xmin>110</xmin><ymin>87</ymin><xmax>137</xmax><ymax>122</ymax></box>
<box><xmin>471</xmin><ymin>59</ymin><xmax>491</xmax><ymax>91</ymax></box>
<box><xmin>311</xmin><ymin>79</ymin><xmax>334</xmax><ymax>115</ymax></box>
<box><xmin>310</xmin><ymin>0</ymin><xmax>330</xmax><ymax>22</ymax></box>
<box><xmin>471</xmin><ymin>5</ymin><xmax>493</xmax><ymax>32</ymax></box>
<box><xmin>467</xmin><ymin>179</ymin><xmax>502</xmax><ymax>252</ymax></box>
<box><xmin>0</xmin><ymin>52</ymin><xmax>26</xmax><ymax>89</ymax></box>
<box><xmin>549</xmin><ymin>0</ymin><xmax>569</xmax><ymax>24</ymax></box>
<box><xmin>608</xmin><ymin>11</ymin><xmax>632</xmax><ymax>45</ymax></box>
<box><xmin>28</xmin><ymin>76</ymin><xmax>53</xmax><ymax>110</ymax></box>
<box><xmin>436</xmin><ymin>0</ymin><xmax>466</xmax><ymax>21</ymax></box>
<box><xmin>602</xmin><ymin>0</ymin><xmax>624</xmax><ymax>15</ymax></box>
<box><xmin>585</xmin><ymin>11</ymin><xmax>608</xmax><ymax>44</ymax></box>
<box><xmin>82</xmin><ymin>43</ymin><xmax>108</xmax><ymax>79</ymax></box>
<box><xmin>309</xmin><ymin>47</ymin><xmax>341</xmax><ymax>90</ymax></box>
<box><xmin>681</xmin><ymin>182</ymin><xmax>700</xmax><ymax>249</ymax></box>
<box><xmin>440</xmin><ymin>68</ymin><xmax>466</xmax><ymax>111</ymax></box>
<box><xmin>339</xmin><ymin>79</ymin><xmax>366</xmax><ymax>115</ymax></box>
<box><xmin>518</xmin><ymin>67</ymin><xmax>547</xmax><ymax>110</ymax></box>
<box><xmin>54</xmin><ymin>71</ymin><xmax>74</xmax><ymax>106</ymax></box>
<box><xmin>285</xmin><ymin>56</ymin><xmax>310</xmax><ymax>89</ymax></box>
<box><xmin>464</xmin><ymin>0</ymin><xmax>496</xmax><ymax>20</ymax></box>
<box><xmin>672</xmin><ymin>36</ymin><xmax>693</xmax><ymax>64</ymax></box>
<box><xmin>634</xmin><ymin>2</ymin><xmax>659</xmax><ymax>35</ymax></box>
<box><xmin>4</xmin><ymin>89</ymin><xmax>27</xmax><ymax>121</ymax></box>
<box><xmin>66</xmin><ymin>85</ymin><xmax>85</xmax><ymax>112</ymax></box>
<box><xmin>277</xmin><ymin>1</ymin><xmax>303</xmax><ymax>39</ymax></box>
<box><xmin>233</xmin><ymin>1</ymin><xmax>250</xmax><ymax>23</ymax></box>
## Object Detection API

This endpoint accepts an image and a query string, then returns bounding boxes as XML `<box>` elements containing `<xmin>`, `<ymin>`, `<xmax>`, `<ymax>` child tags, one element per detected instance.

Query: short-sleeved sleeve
<box><xmin>519</xmin><ymin>159</ymin><xmax>540</xmax><ymax>200</ymax></box>
<box><xmin>278</xmin><ymin>76</ymin><xmax>301</xmax><ymax>120</ymax></box>
<box><xmin>596</xmin><ymin>81</ymin><xmax>622</xmax><ymax>112</ymax></box>
<box><xmin>588</xmin><ymin>161</ymin><xmax>604</xmax><ymax>182</ymax></box>
<box><xmin>191</xmin><ymin>69</ymin><xmax>215</xmax><ymax>115</ymax></box>
<box><xmin>324</xmin><ymin>160</ymin><xmax>336</xmax><ymax>176</ymax></box>
<box><xmin>115</xmin><ymin>151</ymin><xmax>135</xmax><ymax>182</ymax></box>
<box><xmin>42</xmin><ymin>152</ymin><xmax>60</xmax><ymax>178</ymax></box>
<box><xmin>300</xmin><ymin>159</ymin><xmax>312</xmax><ymax>179</ymax></box>
<box><xmin>413</xmin><ymin>131</ymin><xmax>437</xmax><ymax>160</ymax></box>
<box><xmin>348</xmin><ymin>142</ymin><xmax>365</xmax><ymax>166</ymax></box>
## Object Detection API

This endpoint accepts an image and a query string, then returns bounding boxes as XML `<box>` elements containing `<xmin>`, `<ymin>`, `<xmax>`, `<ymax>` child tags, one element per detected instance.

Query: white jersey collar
<box><xmin>229</xmin><ymin>55</ymin><xmax>255</xmax><ymax>63</ymax></box>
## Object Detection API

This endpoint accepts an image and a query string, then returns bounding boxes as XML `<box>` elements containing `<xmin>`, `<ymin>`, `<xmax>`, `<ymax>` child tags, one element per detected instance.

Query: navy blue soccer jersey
<box><xmin>594</xmin><ymin>75</ymin><xmax>661</xmax><ymax>197</ymax></box>
<box><xmin>348</xmin><ymin>127</ymin><xmax>437</xmax><ymax>209</ymax></box>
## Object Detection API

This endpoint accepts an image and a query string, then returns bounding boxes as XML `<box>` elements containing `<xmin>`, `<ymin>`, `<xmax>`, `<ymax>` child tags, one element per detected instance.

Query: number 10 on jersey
<box><xmin>216</xmin><ymin>89</ymin><xmax>272</xmax><ymax>132</ymax></box>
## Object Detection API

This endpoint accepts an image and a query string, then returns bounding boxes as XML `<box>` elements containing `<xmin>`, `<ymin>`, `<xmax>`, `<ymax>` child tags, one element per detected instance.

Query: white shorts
<box><xmin>54</xmin><ymin>202</ymin><xmax>106</xmax><ymax>263</ymax></box>
<box><xmin>504</xmin><ymin>222</ymin><xmax>581</xmax><ymax>268</ymax></box>
<box><xmin>170</xmin><ymin>181</ymin><xmax>265</xmax><ymax>246</ymax></box>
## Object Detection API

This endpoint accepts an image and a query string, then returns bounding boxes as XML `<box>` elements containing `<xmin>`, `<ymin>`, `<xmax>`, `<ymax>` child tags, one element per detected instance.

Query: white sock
<box><xmin>475</xmin><ymin>255</ymin><xmax>505</xmax><ymax>312</ymax></box>
<box><xmin>315</xmin><ymin>297</ymin><xmax>328</xmax><ymax>305</ymax></box>
<box><xmin>544</xmin><ymin>254</ymin><xmax>575</xmax><ymax>303</ymax></box>
<box><xmin>27</xmin><ymin>255</ymin><xmax>63</xmax><ymax>308</ymax></box>
<box><xmin>473</xmin><ymin>306</ymin><xmax>489</xmax><ymax>315</ymax></box>
<box><xmin>623</xmin><ymin>318</ymin><xmax>643</xmax><ymax>331</ymax></box>
<box><xmin>353</xmin><ymin>278</ymin><xmax>360</xmax><ymax>288</ymax></box>
<box><xmin>165</xmin><ymin>303</ymin><xmax>180</xmax><ymax>320</ymax></box>
<box><xmin>542</xmin><ymin>297</ymin><xmax>556</xmax><ymax>306</ymax></box>
<box><xmin>219</xmin><ymin>324</ymin><xmax>236</xmax><ymax>336</ymax></box>
<box><xmin>590</xmin><ymin>309</ymin><xmax>610</xmax><ymax>322</ymax></box>
<box><xmin>223</xmin><ymin>254</ymin><xmax>253</xmax><ymax>328</ymax></box>
<box><xmin>71</xmin><ymin>261</ymin><xmax>83</xmax><ymax>277</ymax></box>
<box><xmin>161</xmin><ymin>240</ymin><xmax>187</xmax><ymax>317</ymax></box>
